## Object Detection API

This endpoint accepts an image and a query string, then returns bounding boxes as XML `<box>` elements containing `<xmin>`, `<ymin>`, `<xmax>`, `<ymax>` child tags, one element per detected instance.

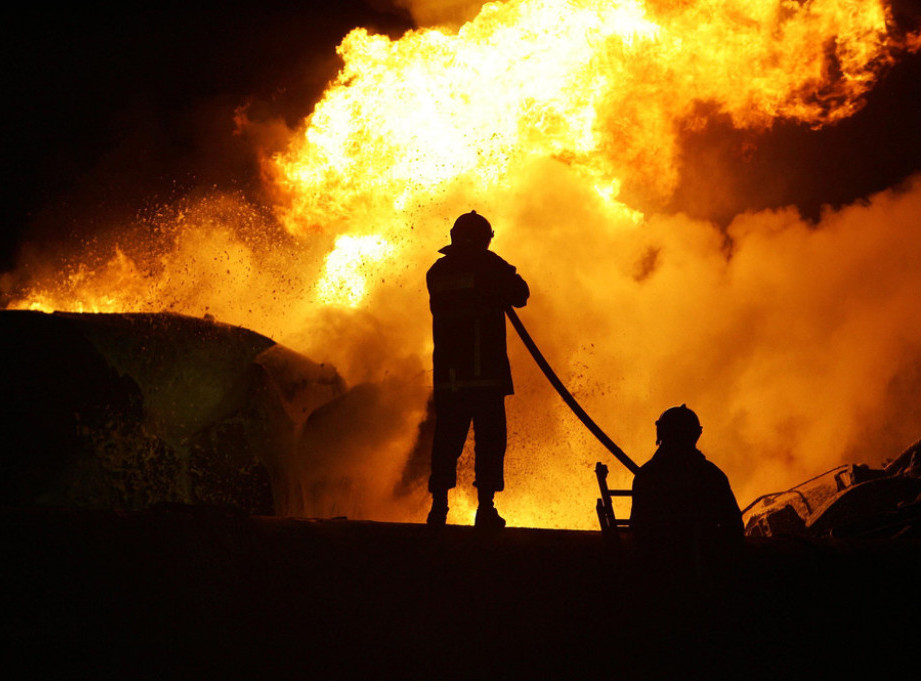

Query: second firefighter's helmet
<box><xmin>655</xmin><ymin>404</ymin><xmax>702</xmax><ymax>446</ymax></box>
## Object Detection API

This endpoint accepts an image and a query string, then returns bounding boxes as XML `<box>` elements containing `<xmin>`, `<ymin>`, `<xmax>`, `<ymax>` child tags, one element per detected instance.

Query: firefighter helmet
<box><xmin>450</xmin><ymin>210</ymin><xmax>494</xmax><ymax>248</ymax></box>
<box><xmin>656</xmin><ymin>404</ymin><xmax>702</xmax><ymax>446</ymax></box>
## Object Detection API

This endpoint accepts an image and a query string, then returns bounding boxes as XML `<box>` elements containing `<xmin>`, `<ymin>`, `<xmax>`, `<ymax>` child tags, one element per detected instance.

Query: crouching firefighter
<box><xmin>630</xmin><ymin>405</ymin><xmax>744</xmax><ymax>569</ymax></box>
<box><xmin>426</xmin><ymin>211</ymin><xmax>530</xmax><ymax>529</ymax></box>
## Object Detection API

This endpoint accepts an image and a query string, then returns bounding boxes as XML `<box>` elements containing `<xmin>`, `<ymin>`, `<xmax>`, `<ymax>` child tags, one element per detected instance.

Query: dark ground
<box><xmin>3</xmin><ymin>506</ymin><xmax>919</xmax><ymax>680</ymax></box>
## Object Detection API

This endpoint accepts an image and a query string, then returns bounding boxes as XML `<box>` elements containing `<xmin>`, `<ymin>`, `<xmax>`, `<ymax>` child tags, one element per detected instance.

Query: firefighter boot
<box><xmin>427</xmin><ymin>490</ymin><xmax>448</xmax><ymax>526</ymax></box>
<box><xmin>475</xmin><ymin>489</ymin><xmax>506</xmax><ymax>530</ymax></box>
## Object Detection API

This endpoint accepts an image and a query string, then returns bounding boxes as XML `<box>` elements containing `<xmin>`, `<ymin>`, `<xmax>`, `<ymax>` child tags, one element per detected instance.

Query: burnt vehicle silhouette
<box><xmin>743</xmin><ymin>439</ymin><xmax>921</xmax><ymax>539</ymax></box>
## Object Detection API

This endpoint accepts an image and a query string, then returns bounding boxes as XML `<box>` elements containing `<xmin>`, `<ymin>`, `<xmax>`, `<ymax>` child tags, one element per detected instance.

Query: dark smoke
<box><xmin>663</xmin><ymin>49</ymin><xmax>921</xmax><ymax>226</ymax></box>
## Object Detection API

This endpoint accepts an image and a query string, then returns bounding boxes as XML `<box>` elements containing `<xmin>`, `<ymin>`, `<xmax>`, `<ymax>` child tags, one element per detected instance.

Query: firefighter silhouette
<box><xmin>426</xmin><ymin>211</ymin><xmax>529</xmax><ymax>528</ymax></box>
<box><xmin>630</xmin><ymin>405</ymin><xmax>744</xmax><ymax>565</ymax></box>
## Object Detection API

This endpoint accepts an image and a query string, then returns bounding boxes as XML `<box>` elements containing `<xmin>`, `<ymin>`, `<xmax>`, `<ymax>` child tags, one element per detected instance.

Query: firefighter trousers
<box><xmin>429</xmin><ymin>390</ymin><xmax>506</xmax><ymax>494</ymax></box>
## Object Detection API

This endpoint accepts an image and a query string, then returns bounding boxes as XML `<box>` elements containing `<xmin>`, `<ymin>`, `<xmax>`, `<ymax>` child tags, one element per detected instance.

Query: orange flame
<box><xmin>274</xmin><ymin>0</ymin><xmax>903</xmax><ymax>234</ymax></box>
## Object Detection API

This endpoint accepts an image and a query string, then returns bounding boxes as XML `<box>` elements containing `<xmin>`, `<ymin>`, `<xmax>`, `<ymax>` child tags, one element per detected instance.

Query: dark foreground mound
<box><xmin>3</xmin><ymin>506</ymin><xmax>919</xmax><ymax>680</ymax></box>
<box><xmin>0</xmin><ymin>311</ymin><xmax>344</xmax><ymax>514</ymax></box>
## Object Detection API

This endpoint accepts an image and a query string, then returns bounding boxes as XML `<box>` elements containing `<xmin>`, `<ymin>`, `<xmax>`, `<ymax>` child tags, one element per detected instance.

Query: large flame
<box><xmin>274</xmin><ymin>0</ymin><xmax>902</xmax><ymax>232</ymax></box>
<box><xmin>6</xmin><ymin>0</ymin><xmax>921</xmax><ymax>528</ymax></box>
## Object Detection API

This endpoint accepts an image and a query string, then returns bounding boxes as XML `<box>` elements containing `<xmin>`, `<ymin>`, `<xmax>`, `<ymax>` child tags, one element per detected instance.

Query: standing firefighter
<box><xmin>630</xmin><ymin>405</ymin><xmax>744</xmax><ymax>566</ymax></box>
<box><xmin>426</xmin><ymin>211</ymin><xmax>530</xmax><ymax>529</ymax></box>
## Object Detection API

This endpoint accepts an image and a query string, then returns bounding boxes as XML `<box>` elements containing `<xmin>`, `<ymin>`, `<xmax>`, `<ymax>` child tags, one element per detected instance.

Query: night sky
<box><xmin>3</xmin><ymin>1</ymin><xmax>921</xmax><ymax>272</ymax></box>
<box><xmin>1</xmin><ymin>1</ymin><xmax>413</xmax><ymax>271</ymax></box>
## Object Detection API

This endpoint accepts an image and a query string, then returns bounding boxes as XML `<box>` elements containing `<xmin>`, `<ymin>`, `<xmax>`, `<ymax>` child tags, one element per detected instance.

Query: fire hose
<box><xmin>506</xmin><ymin>307</ymin><xmax>640</xmax><ymax>475</ymax></box>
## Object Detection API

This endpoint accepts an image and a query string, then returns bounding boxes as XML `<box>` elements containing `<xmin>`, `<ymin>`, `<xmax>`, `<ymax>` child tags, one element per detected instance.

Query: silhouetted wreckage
<box><xmin>0</xmin><ymin>310</ymin><xmax>346</xmax><ymax>516</ymax></box>
<box><xmin>743</xmin><ymin>438</ymin><xmax>921</xmax><ymax>539</ymax></box>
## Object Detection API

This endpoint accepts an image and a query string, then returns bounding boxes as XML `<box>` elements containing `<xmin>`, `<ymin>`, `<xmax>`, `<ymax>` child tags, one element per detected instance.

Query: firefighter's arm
<box><xmin>504</xmin><ymin>267</ymin><xmax>530</xmax><ymax>308</ymax></box>
<box><xmin>629</xmin><ymin>472</ymin><xmax>648</xmax><ymax>527</ymax></box>
<box><xmin>483</xmin><ymin>252</ymin><xmax>529</xmax><ymax>307</ymax></box>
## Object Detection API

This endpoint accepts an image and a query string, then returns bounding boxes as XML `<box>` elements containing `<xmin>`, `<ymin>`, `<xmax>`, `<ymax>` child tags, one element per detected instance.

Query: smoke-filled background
<box><xmin>3</xmin><ymin>0</ymin><xmax>921</xmax><ymax>528</ymax></box>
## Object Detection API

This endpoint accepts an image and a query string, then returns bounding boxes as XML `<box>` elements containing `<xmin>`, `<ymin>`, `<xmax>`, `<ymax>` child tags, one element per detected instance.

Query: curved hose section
<box><xmin>506</xmin><ymin>307</ymin><xmax>639</xmax><ymax>475</ymax></box>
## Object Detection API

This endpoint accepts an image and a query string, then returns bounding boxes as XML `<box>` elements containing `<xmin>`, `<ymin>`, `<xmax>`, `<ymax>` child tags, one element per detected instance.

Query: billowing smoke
<box><xmin>496</xmin><ymin>171</ymin><xmax>921</xmax><ymax>525</ymax></box>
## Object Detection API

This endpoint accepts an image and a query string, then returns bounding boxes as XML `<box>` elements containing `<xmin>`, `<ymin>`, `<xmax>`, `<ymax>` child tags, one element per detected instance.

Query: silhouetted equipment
<box><xmin>505</xmin><ymin>307</ymin><xmax>640</xmax><ymax>542</ymax></box>
<box><xmin>744</xmin><ymin>437</ymin><xmax>921</xmax><ymax>539</ymax></box>
<box><xmin>594</xmin><ymin>462</ymin><xmax>633</xmax><ymax>544</ymax></box>
<box><xmin>505</xmin><ymin>307</ymin><xmax>639</xmax><ymax>475</ymax></box>
<box><xmin>504</xmin><ymin>307</ymin><xmax>637</xmax><ymax>539</ymax></box>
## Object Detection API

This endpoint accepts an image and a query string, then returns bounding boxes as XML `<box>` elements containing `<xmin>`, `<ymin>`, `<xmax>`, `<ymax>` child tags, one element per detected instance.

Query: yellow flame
<box><xmin>317</xmin><ymin>234</ymin><xmax>397</xmax><ymax>308</ymax></box>
<box><xmin>275</xmin><ymin>0</ymin><xmax>901</xmax><ymax>236</ymax></box>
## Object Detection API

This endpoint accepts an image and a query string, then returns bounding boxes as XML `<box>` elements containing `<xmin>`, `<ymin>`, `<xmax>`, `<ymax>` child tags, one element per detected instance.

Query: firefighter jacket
<box><xmin>630</xmin><ymin>445</ymin><xmax>744</xmax><ymax>554</ymax></box>
<box><xmin>427</xmin><ymin>245</ymin><xmax>529</xmax><ymax>395</ymax></box>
